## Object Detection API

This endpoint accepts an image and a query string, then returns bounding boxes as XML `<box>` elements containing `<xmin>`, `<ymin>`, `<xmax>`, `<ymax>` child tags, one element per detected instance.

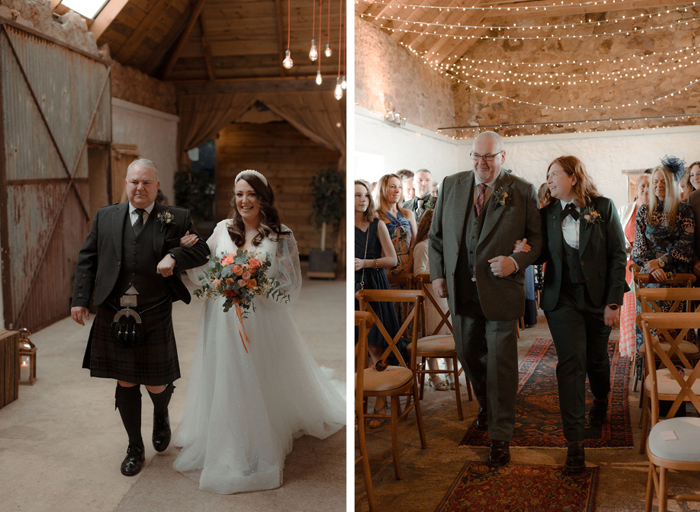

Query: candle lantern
<box><xmin>18</xmin><ymin>328</ymin><xmax>37</xmax><ymax>385</ymax></box>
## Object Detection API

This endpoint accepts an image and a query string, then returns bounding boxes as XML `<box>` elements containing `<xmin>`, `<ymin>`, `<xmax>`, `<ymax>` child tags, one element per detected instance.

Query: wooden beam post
<box><xmin>199</xmin><ymin>15</ymin><xmax>215</xmax><ymax>81</ymax></box>
<box><xmin>90</xmin><ymin>0</ymin><xmax>130</xmax><ymax>41</ymax></box>
<box><xmin>114</xmin><ymin>0</ymin><xmax>171</xmax><ymax>62</ymax></box>
<box><xmin>162</xmin><ymin>0</ymin><xmax>209</xmax><ymax>80</ymax></box>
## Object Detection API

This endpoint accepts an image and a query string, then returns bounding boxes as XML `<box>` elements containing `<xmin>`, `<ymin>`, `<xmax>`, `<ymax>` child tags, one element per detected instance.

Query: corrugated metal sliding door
<box><xmin>0</xmin><ymin>23</ymin><xmax>111</xmax><ymax>331</ymax></box>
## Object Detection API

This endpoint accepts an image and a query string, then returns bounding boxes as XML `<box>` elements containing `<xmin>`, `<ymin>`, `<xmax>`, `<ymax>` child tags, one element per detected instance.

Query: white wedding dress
<box><xmin>173</xmin><ymin>220</ymin><xmax>346</xmax><ymax>494</ymax></box>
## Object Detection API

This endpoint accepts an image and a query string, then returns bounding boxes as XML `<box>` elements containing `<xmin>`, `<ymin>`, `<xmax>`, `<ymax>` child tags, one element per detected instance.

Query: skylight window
<box><xmin>60</xmin><ymin>0</ymin><xmax>108</xmax><ymax>19</ymax></box>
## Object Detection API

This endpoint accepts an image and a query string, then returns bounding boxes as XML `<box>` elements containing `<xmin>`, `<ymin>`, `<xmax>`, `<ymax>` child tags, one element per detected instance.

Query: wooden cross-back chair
<box><xmin>631</xmin><ymin>265</ymin><xmax>696</xmax><ymax>393</ymax></box>
<box><xmin>640</xmin><ymin>312</ymin><xmax>700</xmax><ymax>512</ymax></box>
<box><xmin>636</xmin><ymin>287</ymin><xmax>700</xmax><ymax>454</ymax></box>
<box><xmin>355</xmin><ymin>311</ymin><xmax>377</xmax><ymax>512</ymax></box>
<box><xmin>410</xmin><ymin>273</ymin><xmax>473</xmax><ymax>421</ymax></box>
<box><xmin>387</xmin><ymin>272</ymin><xmax>414</xmax><ymax>324</ymax></box>
<box><xmin>356</xmin><ymin>288</ymin><xmax>427</xmax><ymax>480</ymax></box>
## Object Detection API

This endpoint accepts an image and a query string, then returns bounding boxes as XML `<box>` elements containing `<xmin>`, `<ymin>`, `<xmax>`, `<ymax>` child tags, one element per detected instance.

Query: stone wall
<box><xmin>355</xmin><ymin>16</ymin><xmax>455</xmax><ymax>132</ymax></box>
<box><xmin>110</xmin><ymin>60</ymin><xmax>177</xmax><ymax>115</ymax></box>
<box><xmin>451</xmin><ymin>6</ymin><xmax>700</xmax><ymax>137</ymax></box>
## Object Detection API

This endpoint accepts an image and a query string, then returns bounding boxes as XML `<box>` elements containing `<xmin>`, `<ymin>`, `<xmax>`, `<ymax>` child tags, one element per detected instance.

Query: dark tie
<box><xmin>133</xmin><ymin>208</ymin><xmax>146</xmax><ymax>236</ymax></box>
<box><xmin>474</xmin><ymin>183</ymin><xmax>487</xmax><ymax>217</ymax></box>
<box><xmin>561</xmin><ymin>203</ymin><xmax>579</xmax><ymax>221</ymax></box>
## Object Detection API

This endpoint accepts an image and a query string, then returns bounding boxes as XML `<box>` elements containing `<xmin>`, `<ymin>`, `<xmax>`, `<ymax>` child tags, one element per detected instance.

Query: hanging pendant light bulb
<box><xmin>341</xmin><ymin>75</ymin><xmax>347</xmax><ymax>90</ymax></box>
<box><xmin>334</xmin><ymin>76</ymin><xmax>343</xmax><ymax>100</ymax></box>
<box><xmin>309</xmin><ymin>38</ymin><xmax>318</xmax><ymax>62</ymax></box>
<box><xmin>315</xmin><ymin>69</ymin><xmax>323</xmax><ymax>85</ymax></box>
<box><xmin>325</xmin><ymin>43</ymin><xmax>332</xmax><ymax>58</ymax></box>
<box><xmin>282</xmin><ymin>49</ymin><xmax>294</xmax><ymax>69</ymax></box>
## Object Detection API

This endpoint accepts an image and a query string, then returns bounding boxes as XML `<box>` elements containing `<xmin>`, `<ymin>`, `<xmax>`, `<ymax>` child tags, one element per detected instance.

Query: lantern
<box><xmin>18</xmin><ymin>328</ymin><xmax>37</xmax><ymax>385</ymax></box>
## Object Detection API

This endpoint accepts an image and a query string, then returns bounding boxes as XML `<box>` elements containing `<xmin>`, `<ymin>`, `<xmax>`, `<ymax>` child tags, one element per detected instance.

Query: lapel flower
<box><xmin>157</xmin><ymin>210</ymin><xmax>174</xmax><ymax>232</ymax></box>
<box><xmin>581</xmin><ymin>205</ymin><xmax>602</xmax><ymax>225</ymax></box>
<box><xmin>492</xmin><ymin>187</ymin><xmax>511</xmax><ymax>209</ymax></box>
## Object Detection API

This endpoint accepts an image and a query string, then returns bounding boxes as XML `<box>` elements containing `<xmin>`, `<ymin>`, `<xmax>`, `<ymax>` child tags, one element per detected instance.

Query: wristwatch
<box><xmin>658</xmin><ymin>258</ymin><xmax>665</xmax><ymax>268</ymax></box>
<box><xmin>607</xmin><ymin>304</ymin><xmax>620</xmax><ymax>311</ymax></box>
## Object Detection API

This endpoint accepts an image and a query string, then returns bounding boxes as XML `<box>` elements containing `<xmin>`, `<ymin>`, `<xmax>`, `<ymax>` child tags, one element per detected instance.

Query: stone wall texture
<box><xmin>451</xmin><ymin>6</ymin><xmax>700</xmax><ymax>137</ymax></box>
<box><xmin>355</xmin><ymin>16</ymin><xmax>455</xmax><ymax>132</ymax></box>
<box><xmin>110</xmin><ymin>60</ymin><xmax>177</xmax><ymax>115</ymax></box>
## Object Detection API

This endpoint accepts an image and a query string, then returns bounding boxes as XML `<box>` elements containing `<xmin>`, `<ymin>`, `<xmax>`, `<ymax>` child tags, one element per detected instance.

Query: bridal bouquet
<box><xmin>193</xmin><ymin>250</ymin><xmax>289</xmax><ymax>352</ymax></box>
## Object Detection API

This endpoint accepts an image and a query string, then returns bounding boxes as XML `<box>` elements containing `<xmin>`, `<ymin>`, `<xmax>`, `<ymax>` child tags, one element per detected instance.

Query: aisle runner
<box><xmin>459</xmin><ymin>338</ymin><xmax>633</xmax><ymax>448</ymax></box>
<box><xmin>435</xmin><ymin>462</ymin><xmax>599</xmax><ymax>512</ymax></box>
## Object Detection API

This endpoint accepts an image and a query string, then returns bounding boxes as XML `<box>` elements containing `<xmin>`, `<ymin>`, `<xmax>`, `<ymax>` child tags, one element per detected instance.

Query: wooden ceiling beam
<box><xmin>400</xmin><ymin>0</ymin><xmax>479</xmax><ymax>48</ymax></box>
<box><xmin>199</xmin><ymin>15</ymin><xmax>216</xmax><ymax>81</ymax></box>
<box><xmin>174</xmin><ymin>76</ymin><xmax>335</xmax><ymax>94</ymax></box>
<box><xmin>140</xmin><ymin>0</ymin><xmax>197</xmax><ymax>76</ymax></box>
<box><xmin>483</xmin><ymin>0</ymin><xmax>694</xmax><ymax>21</ymax></box>
<box><xmin>114</xmin><ymin>0</ymin><xmax>171</xmax><ymax>62</ymax></box>
<box><xmin>162</xmin><ymin>0</ymin><xmax>209</xmax><ymax>80</ymax></box>
<box><xmin>275</xmin><ymin>0</ymin><xmax>287</xmax><ymax>77</ymax></box>
<box><xmin>412</xmin><ymin>6</ymin><xmax>485</xmax><ymax>56</ymax></box>
<box><xmin>90</xmin><ymin>0</ymin><xmax>130</xmax><ymax>40</ymax></box>
<box><xmin>361</xmin><ymin>0</ymin><xmax>409</xmax><ymax>20</ymax></box>
<box><xmin>396</xmin><ymin>0</ymin><xmax>460</xmax><ymax>45</ymax></box>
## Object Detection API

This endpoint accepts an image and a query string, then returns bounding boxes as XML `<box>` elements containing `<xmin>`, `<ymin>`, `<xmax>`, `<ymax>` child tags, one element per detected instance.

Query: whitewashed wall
<box><xmin>111</xmin><ymin>98</ymin><xmax>179</xmax><ymax>204</ymax></box>
<box><xmin>354</xmin><ymin>106</ymin><xmax>464</xmax><ymax>184</ymax></box>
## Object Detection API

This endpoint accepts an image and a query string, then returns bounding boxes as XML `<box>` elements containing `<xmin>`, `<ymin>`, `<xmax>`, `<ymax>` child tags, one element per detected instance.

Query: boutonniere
<box><xmin>581</xmin><ymin>205</ymin><xmax>603</xmax><ymax>225</ymax></box>
<box><xmin>423</xmin><ymin>197</ymin><xmax>436</xmax><ymax>210</ymax></box>
<box><xmin>157</xmin><ymin>210</ymin><xmax>174</xmax><ymax>232</ymax></box>
<box><xmin>492</xmin><ymin>187</ymin><xmax>511</xmax><ymax>209</ymax></box>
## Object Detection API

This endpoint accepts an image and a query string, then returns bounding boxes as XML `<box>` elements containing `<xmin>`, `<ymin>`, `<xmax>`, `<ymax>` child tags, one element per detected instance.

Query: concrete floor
<box><xmin>0</xmin><ymin>267</ymin><xmax>346</xmax><ymax>512</ymax></box>
<box><xmin>355</xmin><ymin>311</ymin><xmax>700</xmax><ymax>512</ymax></box>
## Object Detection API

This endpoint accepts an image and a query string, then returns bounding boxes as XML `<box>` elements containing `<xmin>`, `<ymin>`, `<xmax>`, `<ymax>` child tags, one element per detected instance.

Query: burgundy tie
<box><xmin>474</xmin><ymin>183</ymin><xmax>487</xmax><ymax>217</ymax></box>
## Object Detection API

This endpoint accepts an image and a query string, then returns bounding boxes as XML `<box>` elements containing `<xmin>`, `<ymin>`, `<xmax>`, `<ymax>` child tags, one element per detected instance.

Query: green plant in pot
<box><xmin>308</xmin><ymin>167</ymin><xmax>345</xmax><ymax>278</ymax></box>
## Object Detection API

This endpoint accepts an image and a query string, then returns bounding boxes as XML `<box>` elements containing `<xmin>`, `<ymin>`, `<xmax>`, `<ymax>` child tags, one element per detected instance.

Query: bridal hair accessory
<box><xmin>235</xmin><ymin>169</ymin><xmax>268</xmax><ymax>187</ymax></box>
<box><xmin>661</xmin><ymin>155</ymin><xmax>685</xmax><ymax>182</ymax></box>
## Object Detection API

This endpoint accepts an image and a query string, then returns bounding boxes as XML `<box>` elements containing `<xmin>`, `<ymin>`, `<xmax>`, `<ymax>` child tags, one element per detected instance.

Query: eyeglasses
<box><xmin>470</xmin><ymin>151</ymin><xmax>503</xmax><ymax>162</ymax></box>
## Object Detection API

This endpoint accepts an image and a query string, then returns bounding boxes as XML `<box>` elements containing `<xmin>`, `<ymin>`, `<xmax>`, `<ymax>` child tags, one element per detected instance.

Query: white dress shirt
<box><xmin>129</xmin><ymin>202</ymin><xmax>155</xmax><ymax>226</ymax></box>
<box><xmin>560</xmin><ymin>200</ymin><xmax>580</xmax><ymax>250</ymax></box>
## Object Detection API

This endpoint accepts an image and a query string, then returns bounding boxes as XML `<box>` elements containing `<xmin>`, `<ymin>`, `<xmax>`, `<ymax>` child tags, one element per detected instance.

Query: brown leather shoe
<box><xmin>565</xmin><ymin>441</ymin><xmax>585</xmax><ymax>473</ymax></box>
<box><xmin>120</xmin><ymin>443</ymin><xmax>145</xmax><ymax>476</ymax></box>
<box><xmin>487</xmin><ymin>441</ymin><xmax>510</xmax><ymax>467</ymax></box>
<box><xmin>475</xmin><ymin>407</ymin><xmax>488</xmax><ymax>430</ymax></box>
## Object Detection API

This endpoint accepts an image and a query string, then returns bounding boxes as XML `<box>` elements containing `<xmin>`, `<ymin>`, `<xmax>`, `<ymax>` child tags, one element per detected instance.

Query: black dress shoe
<box><xmin>120</xmin><ymin>443</ymin><xmax>145</xmax><ymax>476</ymax></box>
<box><xmin>588</xmin><ymin>399</ymin><xmax>608</xmax><ymax>427</ymax></box>
<box><xmin>565</xmin><ymin>441</ymin><xmax>585</xmax><ymax>473</ymax></box>
<box><xmin>475</xmin><ymin>407</ymin><xmax>488</xmax><ymax>430</ymax></box>
<box><xmin>487</xmin><ymin>441</ymin><xmax>510</xmax><ymax>467</ymax></box>
<box><xmin>152</xmin><ymin>410</ymin><xmax>171</xmax><ymax>452</ymax></box>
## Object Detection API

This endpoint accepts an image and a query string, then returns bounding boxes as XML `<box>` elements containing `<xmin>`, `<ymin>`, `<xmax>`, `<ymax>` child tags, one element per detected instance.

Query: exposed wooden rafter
<box><xmin>140</xmin><ymin>1</ymin><xmax>198</xmax><ymax>76</ymax></box>
<box><xmin>90</xmin><ymin>0</ymin><xmax>130</xmax><ymax>41</ymax></box>
<box><xmin>114</xmin><ymin>0</ymin><xmax>170</xmax><ymax>62</ymax></box>
<box><xmin>162</xmin><ymin>0</ymin><xmax>209</xmax><ymax>80</ymax></box>
<box><xmin>174</xmin><ymin>76</ymin><xmax>336</xmax><ymax>95</ymax></box>
<box><xmin>199</xmin><ymin>15</ymin><xmax>215</xmax><ymax>81</ymax></box>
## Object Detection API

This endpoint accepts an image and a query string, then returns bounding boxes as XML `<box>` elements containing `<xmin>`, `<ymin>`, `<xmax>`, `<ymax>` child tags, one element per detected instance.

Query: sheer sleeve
<box><xmin>260</xmin><ymin>229</ymin><xmax>302</xmax><ymax>307</ymax></box>
<box><xmin>186</xmin><ymin>220</ymin><xmax>228</xmax><ymax>285</ymax></box>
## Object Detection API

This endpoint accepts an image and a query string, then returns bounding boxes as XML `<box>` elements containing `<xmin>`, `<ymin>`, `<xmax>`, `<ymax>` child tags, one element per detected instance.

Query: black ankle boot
<box><xmin>115</xmin><ymin>384</ymin><xmax>144</xmax><ymax>476</ymax></box>
<box><xmin>148</xmin><ymin>383</ymin><xmax>174</xmax><ymax>452</ymax></box>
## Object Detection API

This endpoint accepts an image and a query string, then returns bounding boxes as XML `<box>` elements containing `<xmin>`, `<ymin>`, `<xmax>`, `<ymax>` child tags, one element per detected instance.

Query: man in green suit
<box><xmin>429</xmin><ymin>131</ymin><xmax>543</xmax><ymax>466</ymax></box>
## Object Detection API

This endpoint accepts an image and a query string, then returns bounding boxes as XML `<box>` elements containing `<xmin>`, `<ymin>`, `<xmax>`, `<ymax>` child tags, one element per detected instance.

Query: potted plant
<box><xmin>308</xmin><ymin>167</ymin><xmax>344</xmax><ymax>278</ymax></box>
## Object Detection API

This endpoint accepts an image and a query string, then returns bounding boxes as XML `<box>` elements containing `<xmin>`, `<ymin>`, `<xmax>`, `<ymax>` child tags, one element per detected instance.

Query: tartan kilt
<box><xmin>82</xmin><ymin>298</ymin><xmax>181</xmax><ymax>385</ymax></box>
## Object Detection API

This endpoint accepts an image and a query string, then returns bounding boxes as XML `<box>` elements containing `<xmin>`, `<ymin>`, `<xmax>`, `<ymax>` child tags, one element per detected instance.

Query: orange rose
<box><xmin>238</xmin><ymin>279</ymin><xmax>248</xmax><ymax>288</ymax></box>
<box><xmin>226</xmin><ymin>278</ymin><xmax>234</xmax><ymax>285</ymax></box>
<box><xmin>232</xmin><ymin>264</ymin><xmax>244</xmax><ymax>276</ymax></box>
<box><xmin>221</xmin><ymin>253</ymin><xmax>235</xmax><ymax>266</ymax></box>
<box><xmin>248</xmin><ymin>258</ymin><xmax>263</xmax><ymax>270</ymax></box>
<box><xmin>246</xmin><ymin>279</ymin><xmax>257</xmax><ymax>289</ymax></box>
<box><xmin>212</xmin><ymin>278</ymin><xmax>221</xmax><ymax>287</ymax></box>
<box><xmin>242</xmin><ymin>271</ymin><xmax>252</xmax><ymax>280</ymax></box>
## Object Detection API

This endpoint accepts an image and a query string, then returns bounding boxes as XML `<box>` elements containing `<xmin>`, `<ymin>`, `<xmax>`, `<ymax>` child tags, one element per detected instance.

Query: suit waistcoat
<box><xmin>455</xmin><ymin>191</ymin><xmax>488</xmax><ymax>303</ymax></box>
<box><xmin>111</xmin><ymin>214</ymin><xmax>168</xmax><ymax>302</ymax></box>
<box><xmin>561</xmin><ymin>239</ymin><xmax>585</xmax><ymax>284</ymax></box>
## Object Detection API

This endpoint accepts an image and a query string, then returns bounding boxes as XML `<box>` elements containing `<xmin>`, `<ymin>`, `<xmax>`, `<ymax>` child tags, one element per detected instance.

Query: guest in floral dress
<box><xmin>632</xmin><ymin>158</ymin><xmax>695</xmax><ymax>377</ymax></box>
<box><xmin>376</xmin><ymin>173</ymin><xmax>417</xmax><ymax>276</ymax></box>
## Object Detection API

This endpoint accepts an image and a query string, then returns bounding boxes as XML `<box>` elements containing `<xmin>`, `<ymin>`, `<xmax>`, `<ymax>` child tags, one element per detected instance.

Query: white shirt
<box><xmin>129</xmin><ymin>202</ymin><xmax>155</xmax><ymax>226</ymax></box>
<box><xmin>560</xmin><ymin>200</ymin><xmax>580</xmax><ymax>250</ymax></box>
<box><xmin>473</xmin><ymin>173</ymin><xmax>498</xmax><ymax>205</ymax></box>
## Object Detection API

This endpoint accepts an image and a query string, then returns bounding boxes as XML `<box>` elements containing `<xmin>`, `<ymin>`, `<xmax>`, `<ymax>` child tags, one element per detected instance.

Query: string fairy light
<box><xmin>356</xmin><ymin>0</ymin><xmax>700</xmax><ymax>13</ymax></box>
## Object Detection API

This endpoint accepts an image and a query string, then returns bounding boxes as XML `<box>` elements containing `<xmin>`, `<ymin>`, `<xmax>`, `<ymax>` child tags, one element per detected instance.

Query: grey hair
<box><xmin>127</xmin><ymin>158</ymin><xmax>159</xmax><ymax>179</ymax></box>
<box><xmin>474</xmin><ymin>131</ymin><xmax>505</xmax><ymax>153</ymax></box>
<box><xmin>415</xmin><ymin>168</ymin><xmax>432</xmax><ymax>176</ymax></box>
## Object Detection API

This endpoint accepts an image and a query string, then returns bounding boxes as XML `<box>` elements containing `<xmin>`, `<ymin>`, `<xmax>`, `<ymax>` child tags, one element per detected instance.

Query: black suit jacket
<box><xmin>71</xmin><ymin>202</ymin><xmax>210</xmax><ymax>308</ymax></box>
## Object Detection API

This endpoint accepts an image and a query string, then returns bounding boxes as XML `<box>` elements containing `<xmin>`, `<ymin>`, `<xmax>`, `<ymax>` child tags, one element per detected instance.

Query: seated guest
<box><xmin>355</xmin><ymin>179</ymin><xmax>398</xmax><ymax>427</ymax></box>
<box><xmin>413</xmin><ymin>209</ymin><xmax>455</xmax><ymax>390</ymax></box>
<box><xmin>402</xmin><ymin>168</ymin><xmax>434</xmax><ymax>221</ymax></box>
<box><xmin>377</xmin><ymin>173</ymin><xmax>417</xmax><ymax>275</ymax></box>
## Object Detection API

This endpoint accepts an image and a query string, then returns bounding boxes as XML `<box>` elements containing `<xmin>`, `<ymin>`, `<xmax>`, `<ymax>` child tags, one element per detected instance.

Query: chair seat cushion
<box><xmin>644</xmin><ymin>368</ymin><xmax>700</xmax><ymax>395</ymax></box>
<box><xmin>648</xmin><ymin>417</ymin><xmax>700</xmax><ymax>462</ymax></box>
<box><xmin>407</xmin><ymin>335</ymin><xmax>455</xmax><ymax>353</ymax></box>
<box><xmin>363</xmin><ymin>365</ymin><xmax>413</xmax><ymax>392</ymax></box>
<box><xmin>639</xmin><ymin>340</ymin><xmax>700</xmax><ymax>356</ymax></box>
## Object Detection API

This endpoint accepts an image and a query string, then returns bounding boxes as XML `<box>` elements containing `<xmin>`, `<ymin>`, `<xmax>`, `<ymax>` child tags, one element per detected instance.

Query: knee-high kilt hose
<box><xmin>82</xmin><ymin>298</ymin><xmax>181</xmax><ymax>385</ymax></box>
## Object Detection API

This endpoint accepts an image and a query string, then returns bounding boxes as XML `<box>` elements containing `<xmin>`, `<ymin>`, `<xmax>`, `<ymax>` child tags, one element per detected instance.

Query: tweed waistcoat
<box><xmin>455</xmin><ymin>190</ymin><xmax>489</xmax><ymax>304</ymax></box>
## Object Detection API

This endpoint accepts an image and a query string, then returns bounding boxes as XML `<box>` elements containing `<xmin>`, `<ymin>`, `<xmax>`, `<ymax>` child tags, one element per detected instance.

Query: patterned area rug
<box><xmin>435</xmin><ymin>462</ymin><xmax>599</xmax><ymax>512</ymax></box>
<box><xmin>459</xmin><ymin>338</ymin><xmax>633</xmax><ymax>448</ymax></box>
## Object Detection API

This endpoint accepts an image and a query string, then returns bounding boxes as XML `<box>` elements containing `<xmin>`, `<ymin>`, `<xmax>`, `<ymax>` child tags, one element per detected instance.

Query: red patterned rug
<box><xmin>435</xmin><ymin>462</ymin><xmax>599</xmax><ymax>512</ymax></box>
<box><xmin>459</xmin><ymin>338</ymin><xmax>633</xmax><ymax>448</ymax></box>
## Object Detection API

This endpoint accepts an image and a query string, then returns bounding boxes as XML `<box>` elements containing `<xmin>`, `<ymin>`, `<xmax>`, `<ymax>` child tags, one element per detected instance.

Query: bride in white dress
<box><xmin>173</xmin><ymin>170</ymin><xmax>346</xmax><ymax>494</ymax></box>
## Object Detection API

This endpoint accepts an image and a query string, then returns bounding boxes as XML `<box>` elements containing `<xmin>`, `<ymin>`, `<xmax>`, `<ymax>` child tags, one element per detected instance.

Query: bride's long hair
<box><xmin>227</xmin><ymin>174</ymin><xmax>289</xmax><ymax>247</ymax></box>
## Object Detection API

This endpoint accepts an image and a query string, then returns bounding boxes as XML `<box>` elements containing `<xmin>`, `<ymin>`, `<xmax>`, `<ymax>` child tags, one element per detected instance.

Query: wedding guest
<box><xmin>431</xmin><ymin>181</ymin><xmax>439</xmax><ymax>200</ymax></box>
<box><xmin>355</xmin><ymin>180</ymin><xmax>398</xmax><ymax>427</ymax></box>
<box><xmin>403</xmin><ymin>169</ymin><xmax>435</xmax><ymax>222</ymax></box>
<box><xmin>398</xmin><ymin>169</ymin><xmax>415</xmax><ymax>203</ymax></box>
<box><xmin>413</xmin><ymin>209</ymin><xmax>455</xmax><ymax>391</ymax></box>
<box><xmin>377</xmin><ymin>173</ymin><xmax>417</xmax><ymax>275</ymax></box>
<box><xmin>688</xmin><ymin>161</ymin><xmax>700</xmax><ymax>192</ymax></box>
<box><xmin>617</xmin><ymin>171</ymin><xmax>651</xmax><ymax>358</ymax></box>
<box><xmin>526</xmin><ymin>155</ymin><xmax>627</xmax><ymax>473</ymax></box>
<box><xmin>632</xmin><ymin>158</ymin><xmax>695</xmax><ymax>376</ymax></box>
<box><xmin>681</xmin><ymin>171</ymin><xmax>694</xmax><ymax>201</ymax></box>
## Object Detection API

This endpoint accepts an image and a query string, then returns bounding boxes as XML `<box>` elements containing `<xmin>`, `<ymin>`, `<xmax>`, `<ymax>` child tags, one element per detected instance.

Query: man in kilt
<box><xmin>70</xmin><ymin>158</ymin><xmax>209</xmax><ymax>476</ymax></box>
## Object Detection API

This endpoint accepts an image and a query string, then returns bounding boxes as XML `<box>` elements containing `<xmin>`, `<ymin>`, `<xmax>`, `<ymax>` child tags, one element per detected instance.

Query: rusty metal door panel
<box><xmin>5</xmin><ymin>26</ymin><xmax>110</xmax><ymax>172</ymax></box>
<box><xmin>88</xmin><ymin>81</ymin><xmax>111</xmax><ymax>143</ymax></box>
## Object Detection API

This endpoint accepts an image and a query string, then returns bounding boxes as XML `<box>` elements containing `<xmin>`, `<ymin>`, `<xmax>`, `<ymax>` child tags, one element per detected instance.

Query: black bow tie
<box><xmin>561</xmin><ymin>203</ymin><xmax>579</xmax><ymax>221</ymax></box>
